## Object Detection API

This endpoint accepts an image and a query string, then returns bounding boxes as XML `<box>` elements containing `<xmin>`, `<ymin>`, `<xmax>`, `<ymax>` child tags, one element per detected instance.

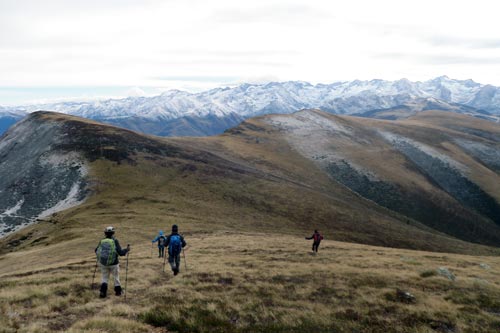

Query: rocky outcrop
<box><xmin>0</xmin><ymin>113</ymin><xmax>88</xmax><ymax>237</ymax></box>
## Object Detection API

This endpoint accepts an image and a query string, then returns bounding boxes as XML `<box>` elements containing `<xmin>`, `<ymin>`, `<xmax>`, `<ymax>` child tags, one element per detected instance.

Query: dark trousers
<box><xmin>312</xmin><ymin>241</ymin><xmax>320</xmax><ymax>252</ymax></box>
<box><xmin>158</xmin><ymin>246</ymin><xmax>165</xmax><ymax>257</ymax></box>
<box><xmin>168</xmin><ymin>254</ymin><xmax>181</xmax><ymax>272</ymax></box>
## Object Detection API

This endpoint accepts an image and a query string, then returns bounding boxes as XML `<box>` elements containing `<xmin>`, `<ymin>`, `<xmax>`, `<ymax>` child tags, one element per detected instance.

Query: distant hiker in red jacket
<box><xmin>305</xmin><ymin>230</ymin><xmax>323</xmax><ymax>253</ymax></box>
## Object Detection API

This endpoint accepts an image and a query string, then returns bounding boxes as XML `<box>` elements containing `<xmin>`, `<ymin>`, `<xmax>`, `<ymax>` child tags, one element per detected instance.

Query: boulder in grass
<box><xmin>437</xmin><ymin>267</ymin><xmax>456</xmax><ymax>281</ymax></box>
<box><xmin>396</xmin><ymin>289</ymin><xmax>416</xmax><ymax>304</ymax></box>
<box><xmin>479</xmin><ymin>263</ymin><xmax>491</xmax><ymax>270</ymax></box>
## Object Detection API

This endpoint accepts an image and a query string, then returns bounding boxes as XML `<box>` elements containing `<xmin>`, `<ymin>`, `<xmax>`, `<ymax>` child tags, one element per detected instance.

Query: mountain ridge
<box><xmin>1</xmin><ymin>76</ymin><xmax>500</xmax><ymax>136</ymax></box>
<box><xmin>1</xmin><ymin>109</ymin><xmax>499</xmax><ymax>255</ymax></box>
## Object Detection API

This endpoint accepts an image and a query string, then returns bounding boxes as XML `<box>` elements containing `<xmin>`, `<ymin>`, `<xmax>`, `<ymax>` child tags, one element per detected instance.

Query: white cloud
<box><xmin>125</xmin><ymin>87</ymin><xmax>147</xmax><ymax>97</ymax></box>
<box><xmin>1</xmin><ymin>0</ymin><xmax>500</xmax><ymax>103</ymax></box>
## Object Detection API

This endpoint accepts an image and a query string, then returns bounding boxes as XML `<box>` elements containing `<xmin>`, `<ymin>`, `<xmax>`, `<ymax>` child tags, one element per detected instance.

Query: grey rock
<box><xmin>437</xmin><ymin>267</ymin><xmax>456</xmax><ymax>281</ymax></box>
<box><xmin>396</xmin><ymin>289</ymin><xmax>416</xmax><ymax>304</ymax></box>
<box><xmin>474</xmin><ymin>278</ymin><xmax>489</xmax><ymax>286</ymax></box>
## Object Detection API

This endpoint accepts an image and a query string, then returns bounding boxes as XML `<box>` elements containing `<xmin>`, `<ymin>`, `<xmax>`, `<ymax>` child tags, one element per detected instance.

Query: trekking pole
<box><xmin>124</xmin><ymin>245</ymin><xmax>130</xmax><ymax>302</ymax></box>
<box><xmin>151</xmin><ymin>242</ymin><xmax>153</xmax><ymax>258</ymax></box>
<box><xmin>182</xmin><ymin>247</ymin><xmax>188</xmax><ymax>272</ymax></box>
<box><xmin>91</xmin><ymin>259</ymin><xmax>98</xmax><ymax>289</ymax></box>
<box><xmin>162</xmin><ymin>250</ymin><xmax>167</xmax><ymax>273</ymax></box>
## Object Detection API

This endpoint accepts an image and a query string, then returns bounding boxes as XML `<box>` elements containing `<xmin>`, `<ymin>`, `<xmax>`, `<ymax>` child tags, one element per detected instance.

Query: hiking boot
<box><xmin>114</xmin><ymin>285</ymin><xmax>122</xmax><ymax>296</ymax></box>
<box><xmin>99</xmin><ymin>283</ymin><xmax>108</xmax><ymax>298</ymax></box>
<box><xmin>173</xmin><ymin>269</ymin><xmax>179</xmax><ymax>276</ymax></box>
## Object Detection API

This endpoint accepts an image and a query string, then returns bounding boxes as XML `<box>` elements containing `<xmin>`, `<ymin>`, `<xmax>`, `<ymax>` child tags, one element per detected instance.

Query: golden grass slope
<box><xmin>1</xmin><ymin>232</ymin><xmax>500</xmax><ymax>332</ymax></box>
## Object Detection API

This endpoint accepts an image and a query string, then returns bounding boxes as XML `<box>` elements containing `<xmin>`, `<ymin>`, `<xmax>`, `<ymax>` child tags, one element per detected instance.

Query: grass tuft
<box><xmin>420</xmin><ymin>269</ymin><xmax>438</xmax><ymax>278</ymax></box>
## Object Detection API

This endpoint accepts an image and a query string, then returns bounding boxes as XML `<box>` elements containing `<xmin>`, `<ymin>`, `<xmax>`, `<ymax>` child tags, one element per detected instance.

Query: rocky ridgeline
<box><xmin>0</xmin><ymin>113</ymin><xmax>88</xmax><ymax>237</ymax></box>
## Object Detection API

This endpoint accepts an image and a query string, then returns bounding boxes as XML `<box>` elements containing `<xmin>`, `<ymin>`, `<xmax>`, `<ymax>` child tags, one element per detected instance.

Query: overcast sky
<box><xmin>1</xmin><ymin>0</ymin><xmax>500</xmax><ymax>104</ymax></box>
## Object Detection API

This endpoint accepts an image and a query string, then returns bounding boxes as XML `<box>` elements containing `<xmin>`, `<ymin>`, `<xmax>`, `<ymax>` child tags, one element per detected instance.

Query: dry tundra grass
<box><xmin>1</xmin><ymin>231</ymin><xmax>499</xmax><ymax>332</ymax></box>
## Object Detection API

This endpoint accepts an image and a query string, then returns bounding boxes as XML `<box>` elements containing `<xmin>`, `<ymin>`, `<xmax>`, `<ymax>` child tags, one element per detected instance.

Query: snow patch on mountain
<box><xmin>266</xmin><ymin>111</ymin><xmax>377</xmax><ymax>180</ymax></box>
<box><xmin>454</xmin><ymin>139</ymin><xmax>500</xmax><ymax>171</ymax></box>
<box><xmin>38</xmin><ymin>181</ymin><xmax>86</xmax><ymax>219</ymax></box>
<box><xmin>268</xmin><ymin>110</ymin><xmax>353</xmax><ymax>136</ymax></box>
<box><xmin>40</xmin><ymin>151</ymin><xmax>88</xmax><ymax>169</ymax></box>
<box><xmin>0</xmin><ymin>199</ymin><xmax>25</xmax><ymax>218</ymax></box>
<box><xmin>379</xmin><ymin>131</ymin><xmax>468</xmax><ymax>173</ymax></box>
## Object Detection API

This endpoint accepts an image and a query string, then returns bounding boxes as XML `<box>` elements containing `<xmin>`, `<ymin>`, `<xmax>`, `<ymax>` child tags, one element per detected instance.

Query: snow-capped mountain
<box><xmin>2</xmin><ymin>76</ymin><xmax>500</xmax><ymax>136</ymax></box>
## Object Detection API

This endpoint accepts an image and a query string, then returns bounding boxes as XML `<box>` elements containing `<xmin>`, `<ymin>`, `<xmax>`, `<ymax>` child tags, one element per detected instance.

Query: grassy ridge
<box><xmin>2</xmin><ymin>110</ymin><xmax>498</xmax><ymax>253</ymax></box>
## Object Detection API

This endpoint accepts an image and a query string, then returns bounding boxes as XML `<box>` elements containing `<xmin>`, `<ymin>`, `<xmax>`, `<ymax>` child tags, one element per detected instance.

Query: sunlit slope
<box><xmin>213</xmin><ymin>109</ymin><xmax>500</xmax><ymax>247</ymax></box>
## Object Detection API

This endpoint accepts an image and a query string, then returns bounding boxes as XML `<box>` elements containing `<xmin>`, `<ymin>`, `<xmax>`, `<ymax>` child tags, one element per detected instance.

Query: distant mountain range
<box><xmin>1</xmin><ymin>76</ymin><xmax>500</xmax><ymax>136</ymax></box>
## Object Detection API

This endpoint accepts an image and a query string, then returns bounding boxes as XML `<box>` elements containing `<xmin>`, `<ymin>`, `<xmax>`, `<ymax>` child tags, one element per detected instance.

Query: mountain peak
<box><xmin>438</xmin><ymin>75</ymin><xmax>450</xmax><ymax>80</ymax></box>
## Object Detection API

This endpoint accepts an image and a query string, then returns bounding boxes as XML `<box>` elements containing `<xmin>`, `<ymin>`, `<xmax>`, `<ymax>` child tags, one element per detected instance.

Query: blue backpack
<box><xmin>169</xmin><ymin>235</ymin><xmax>182</xmax><ymax>256</ymax></box>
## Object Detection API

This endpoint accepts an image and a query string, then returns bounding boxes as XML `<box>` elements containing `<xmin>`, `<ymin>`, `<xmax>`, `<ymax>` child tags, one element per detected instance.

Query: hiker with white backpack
<box><xmin>95</xmin><ymin>226</ymin><xmax>130</xmax><ymax>298</ymax></box>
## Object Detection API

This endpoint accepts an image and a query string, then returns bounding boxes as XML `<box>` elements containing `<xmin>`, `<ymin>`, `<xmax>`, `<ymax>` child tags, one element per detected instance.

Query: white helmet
<box><xmin>104</xmin><ymin>226</ymin><xmax>115</xmax><ymax>234</ymax></box>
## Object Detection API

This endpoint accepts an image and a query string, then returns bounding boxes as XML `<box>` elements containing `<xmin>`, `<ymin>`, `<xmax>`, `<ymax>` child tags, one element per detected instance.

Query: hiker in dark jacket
<box><xmin>305</xmin><ymin>229</ymin><xmax>323</xmax><ymax>253</ymax></box>
<box><xmin>165</xmin><ymin>224</ymin><xmax>186</xmax><ymax>275</ymax></box>
<box><xmin>95</xmin><ymin>226</ymin><xmax>130</xmax><ymax>298</ymax></box>
<box><xmin>152</xmin><ymin>230</ymin><xmax>166</xmax><ymax>258</ymax></box>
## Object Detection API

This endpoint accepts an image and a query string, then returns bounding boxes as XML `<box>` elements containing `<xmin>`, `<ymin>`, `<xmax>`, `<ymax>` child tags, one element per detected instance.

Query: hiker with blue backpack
<box><xmin>95</xmin><ymin>226</ymin><xmax>130</xmax><ymax>298</ymax></box>
<box><xmin>152</xmin><ymin>230</ymin><xmax>167</xmax><ymax>257</ymax></box>
<box><xmin>164</xmin><ymin>224</ymin><xmax>186</xmax><ymax>275</ymax></box>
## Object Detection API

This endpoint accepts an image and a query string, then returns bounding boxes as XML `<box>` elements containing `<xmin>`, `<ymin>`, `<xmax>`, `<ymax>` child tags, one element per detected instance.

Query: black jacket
<box><xmin>95</xmin><ymin>237</ymin><xmax>128</xmax><ymax>265</ymax></box>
